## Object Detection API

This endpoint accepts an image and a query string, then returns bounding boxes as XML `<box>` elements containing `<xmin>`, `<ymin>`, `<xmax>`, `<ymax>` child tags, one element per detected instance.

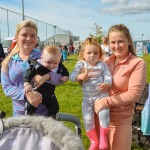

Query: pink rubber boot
<box><xmin>99</xmin><ymin>127</ymin><xmax>108</xmax><ymax>149</ymax></box>
<box><xmin>86</xmin><ymin>129</ymin><xmax>99</xmax><ymax>150</ymax></box>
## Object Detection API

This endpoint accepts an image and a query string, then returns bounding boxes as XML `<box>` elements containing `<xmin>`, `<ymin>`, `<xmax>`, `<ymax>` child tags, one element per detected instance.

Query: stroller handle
<box><xmin>0</xmin><ymin>111</ymin><xmax>6</xmax><ymax>118</ymax></box>
<box><xmin>56</xmin><ymin>112</ymin><xmax>81</xmax><ymax>136</ymax></box>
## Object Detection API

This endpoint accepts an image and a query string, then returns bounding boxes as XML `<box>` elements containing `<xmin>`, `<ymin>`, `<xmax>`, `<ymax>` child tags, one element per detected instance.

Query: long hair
<box><xmin>79</xmin><ymin>37</ymin><xmax>103</xmax><ymax>60</ymax></box>
<box><xmin>1</xmin><ymin>20</ymin><xmax>38</xmax><ymax>71</ymax></box>
<box><xmin>107</xmin><ymin>24</ymin><xmax>136</xmax><ymax>55</ymax></box>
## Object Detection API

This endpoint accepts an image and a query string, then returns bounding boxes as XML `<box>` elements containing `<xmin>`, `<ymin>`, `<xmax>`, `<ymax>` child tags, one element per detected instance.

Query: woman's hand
<box><xmin>25</xmin><ymin>91</ymin><xmax>42</xmax><ymax>107</ymax></box>
<box><xmin>94</xmin><ymin>99</ymin><xmax>104</xmax><ymax>114</ymax></box>
<box><xmin>34</xmin><ymin>73</ymin><xmax>50</xmax><ymax>88</ymax></box>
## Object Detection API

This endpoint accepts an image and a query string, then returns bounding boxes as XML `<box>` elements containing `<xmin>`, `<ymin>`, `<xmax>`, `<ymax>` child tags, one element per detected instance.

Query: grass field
<box><xmin>0</xmin><ymin>53</ymin><xmax>149</xmax><ymax>149</ymax></box>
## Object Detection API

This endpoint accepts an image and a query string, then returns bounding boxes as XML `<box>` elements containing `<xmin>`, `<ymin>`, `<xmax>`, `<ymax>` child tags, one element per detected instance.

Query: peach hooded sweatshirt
<box><xmin>101</xmin><ymin>52</ymin><xmax>147</xmax><ymax>122</ymax></box>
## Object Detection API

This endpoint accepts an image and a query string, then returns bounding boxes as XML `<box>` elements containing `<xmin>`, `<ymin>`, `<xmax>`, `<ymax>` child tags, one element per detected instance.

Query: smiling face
<box><xmin>16</xmin><ymin>27</ymin><xmax>37</xmax><ymax>53</ymax></box>
<box><xmin>41</xmin><ymin>49</ymin><xmax>61</xmax><ymax>70</ymax></box>
<box><xmin>109</xmin><ymin>31</ymin><xmax>130</xmax><ymax>60</ymax></box>
<box><xmin>83</xmin><ymin>45</ymin><xmax>100</xmax><ymax>66</ymax></box>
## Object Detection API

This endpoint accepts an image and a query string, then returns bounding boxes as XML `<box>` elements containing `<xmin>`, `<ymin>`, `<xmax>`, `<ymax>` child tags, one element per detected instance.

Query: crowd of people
<box><xmin>0</xmin><ymin>20</ymin><xmax>147</xmax><ymax>150</ymax></box>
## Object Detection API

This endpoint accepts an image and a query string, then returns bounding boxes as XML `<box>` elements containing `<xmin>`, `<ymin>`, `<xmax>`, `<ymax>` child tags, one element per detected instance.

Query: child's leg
<box><xmin>98</xmin><ymin>108</ymin><xmax>110</xmax><ymax>149</ymax></box>
<box><xmin>82</xmin><ymin>98</ymin><xmax>99</xmax><ymax>150</ymax></box>
<box><xmin>35</xmin><ymin>103</ymin><xmax>49</xmax><ymax>116</ymax></box>
<box><xmin>43</xmin><ymin>94</ymin><xmax>59</xmax><ymax>118</ymax></box>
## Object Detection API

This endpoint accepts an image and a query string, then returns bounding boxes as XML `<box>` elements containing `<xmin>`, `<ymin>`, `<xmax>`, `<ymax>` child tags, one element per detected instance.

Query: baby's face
<box><xmin>83</xmin><ymin>45</ymin><xmax>100</xmax><ymax>66</ymax></box>
<box><xmin>41</xmin><ymin>51</ymin><xmax>61</xmax><ymax>70</ymax></box>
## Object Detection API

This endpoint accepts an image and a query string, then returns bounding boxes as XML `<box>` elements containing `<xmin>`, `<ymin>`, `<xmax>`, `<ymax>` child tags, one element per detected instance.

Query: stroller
<box><xmin>132</xmin><ymin>83</ymin><xmax>150</xmax><ymax>149</ymax></box>
<box><xmin>0</xmin><ymin>111</ymin><xmax>84</xmax><ymax>150</ymax></box>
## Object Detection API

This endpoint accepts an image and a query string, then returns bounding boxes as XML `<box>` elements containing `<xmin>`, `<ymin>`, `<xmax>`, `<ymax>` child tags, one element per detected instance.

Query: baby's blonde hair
<box><xmin>43</xmin><ymin>45</ymin><xmax>61</xmax><ymax>56</ymax></box>
<box><xmin>79</xmin><ymin>37</ymin><xmax>103</xmax><ymax>60</ymax></box>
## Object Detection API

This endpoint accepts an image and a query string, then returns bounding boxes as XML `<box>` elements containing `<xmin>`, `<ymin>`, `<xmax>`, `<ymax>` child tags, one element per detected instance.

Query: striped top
<box><xmin>1</xmin><ymin>49</ymin><xmax>63</xmax><ymax>116</ymax></box>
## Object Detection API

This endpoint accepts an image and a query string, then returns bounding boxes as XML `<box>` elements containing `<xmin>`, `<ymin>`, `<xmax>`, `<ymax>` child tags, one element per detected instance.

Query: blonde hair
<box><xmin>79</xmin><ymin>37</ymin><xmax>103</xmax><ymax>60</ymax></box>
<box><xmin>108</xmin><ymin>24</ymin><xmax>136</xmax><ymax>55</ymax></box>
<box><xmin>1</xmin><ymin>20</ymin><xmax>38</xmax><ymax>71</ymax></box>
<box><xmin>43</xmin><ymin>45</ymin><xmax>61</xmax><ymax>55</ymax></box>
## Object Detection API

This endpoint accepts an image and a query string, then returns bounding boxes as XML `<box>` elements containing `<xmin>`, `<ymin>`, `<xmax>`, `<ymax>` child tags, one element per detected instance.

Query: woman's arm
<box><xmin>34</xmin><ymin>71</ymin><xmax>66</xmax><ymax>88</ymax></box>
<box><xmin>1</xmin><ymin>70</ymin><xmax>25</xmax><ymax>100</ymax></box>
<box><xmin>95</xmin><ymin>58</ymin><xmax>147</xmax><ymax>113</ymax></box>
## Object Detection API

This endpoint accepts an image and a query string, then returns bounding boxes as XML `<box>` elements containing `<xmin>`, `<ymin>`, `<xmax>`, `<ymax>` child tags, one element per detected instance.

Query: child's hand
<box><xmin>97</xmin><ymin>83</ymin><xmax>110</xmax><ymax>93</ymax></box>
<box><xmin>80</xmin><ymin>68</ymin><xmax>86</xmax><ymax>74</ymax></box>
<box><xmin>24</xmin><ymin>84</ymin><xmax>33</xmax><ymax>93</ymax></box>
<box><xmin>77</xmin><ymin>72</ymin><xmax>89</xmax><ymax>82</ymax></box>
<box><xmin>60</xmin><ymin>76</ymin><xmax>69</xmax><ymax>83</ymax></box>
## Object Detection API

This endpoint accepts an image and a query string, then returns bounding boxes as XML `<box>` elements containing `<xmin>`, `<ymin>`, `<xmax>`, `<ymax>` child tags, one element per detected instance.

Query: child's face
<box><xmin>83</xmin><ymin>45</ymin><xmax>100</xmax><ymax>66</ymax></box>
<box><xmin>41</xmin><ymin>51</ymin><xmax>61</xmax><ymax>70</ymax></box>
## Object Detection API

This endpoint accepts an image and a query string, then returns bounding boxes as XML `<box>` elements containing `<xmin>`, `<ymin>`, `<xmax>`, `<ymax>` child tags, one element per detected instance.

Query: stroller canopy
<box><xmin>0</xmin><ymin>116</ymin><xmax>84</xmax><ymax>150</ymax></box>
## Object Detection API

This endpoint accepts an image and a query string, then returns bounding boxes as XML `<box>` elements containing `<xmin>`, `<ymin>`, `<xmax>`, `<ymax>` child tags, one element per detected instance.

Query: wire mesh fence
<box><xmin>0</xmin><ymin>6</ymin><xmax>77</xmax><ymax>47</ymax></box>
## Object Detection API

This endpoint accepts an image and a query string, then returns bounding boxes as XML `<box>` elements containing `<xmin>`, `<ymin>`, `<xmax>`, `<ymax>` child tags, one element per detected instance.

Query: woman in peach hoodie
<box><xmin>95</xmin><ymin>24</ymin><xmax>146</xmax><ymax>150</ymax></box>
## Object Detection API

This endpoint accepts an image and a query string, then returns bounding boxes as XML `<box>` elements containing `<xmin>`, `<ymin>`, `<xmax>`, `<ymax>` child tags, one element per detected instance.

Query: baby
<box><xmin>24</xmin><ymin>45</ymin><xmax>69</xmax><ymax>117</ymax></box>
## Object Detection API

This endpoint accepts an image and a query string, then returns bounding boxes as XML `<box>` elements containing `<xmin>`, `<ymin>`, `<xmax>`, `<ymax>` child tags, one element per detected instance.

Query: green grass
<box><xmin>0</xmin><ymin>53</ymin><xmax>150</xmax><ymax>149</ymax></box>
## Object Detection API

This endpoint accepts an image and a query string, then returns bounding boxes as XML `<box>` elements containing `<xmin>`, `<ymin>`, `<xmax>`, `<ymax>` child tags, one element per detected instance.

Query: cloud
<box><xmin>130</xmin><ymin>18</ymin><xmax>150</xmax><ymax>22</ymax></box>
<box><xmin>101</xmin><ymin>0</ymin><xmax>128</xmax><ymax>4</ymax></box>
<box><xmin>98</xmin><ymin>0</ymin><xmax>150</xmax><ymax>16</ymax></box>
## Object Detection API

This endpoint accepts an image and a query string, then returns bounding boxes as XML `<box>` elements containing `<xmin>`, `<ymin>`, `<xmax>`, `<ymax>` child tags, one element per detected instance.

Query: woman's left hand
<box><xmin>94</xmin><ymin>99</ymin><xmax>104</xmax><ymax>114</ymax></box>
<box><xmin>34</xmin><ymin>73</ymin><xmax>50</xmax><ymax>88</ymax></box>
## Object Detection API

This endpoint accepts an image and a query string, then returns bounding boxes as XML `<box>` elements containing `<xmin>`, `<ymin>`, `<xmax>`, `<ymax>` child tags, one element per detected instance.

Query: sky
<box><xmin>0</xmin><ymin>0</ymin><xmax>150</xmax><ymax>41</ymax></box>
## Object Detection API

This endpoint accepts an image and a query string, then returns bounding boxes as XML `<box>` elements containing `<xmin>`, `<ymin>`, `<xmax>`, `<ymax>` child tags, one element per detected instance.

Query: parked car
<box><xmin>2</xmin><ymin>36</ymin><xmax>14</xmax><ymax>55</ymax></box>
<box><xmin>2</xmin><ymin>36</ymin><xmax>43</xmax><ymax>55</ymax></box>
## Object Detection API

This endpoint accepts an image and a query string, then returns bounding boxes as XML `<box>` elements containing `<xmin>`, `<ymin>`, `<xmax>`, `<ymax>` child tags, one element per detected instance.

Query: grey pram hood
<box><xmin>0</xmin><ymin>116</ymin><xmax>84</xmax><ymax>150</ymax></box>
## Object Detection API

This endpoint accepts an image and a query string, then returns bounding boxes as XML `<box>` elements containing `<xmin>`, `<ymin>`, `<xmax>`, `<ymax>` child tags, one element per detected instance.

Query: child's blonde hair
<box><xmin>1</xmin><ymin>20</ymin><xmax>38</xmax><ymax>71</ymax></box>
<box><xmin>79</xmin><ymin>37</ymin><xmax>103</xmax><ymax>60</ymax></box>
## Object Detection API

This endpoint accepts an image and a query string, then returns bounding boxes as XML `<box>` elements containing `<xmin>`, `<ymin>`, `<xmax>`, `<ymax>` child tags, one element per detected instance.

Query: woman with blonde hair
<box><xmin>1</xmin><ymin>20</ymin><xmax>63</xmax><ymax>116</ymax></box>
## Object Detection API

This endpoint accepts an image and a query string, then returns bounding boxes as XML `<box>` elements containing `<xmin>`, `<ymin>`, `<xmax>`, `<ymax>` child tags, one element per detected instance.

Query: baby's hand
<box><xmin>97</xmin><ymin>83</ymin><xmax>110</xmax><ymax>93</ymax></box>
<box><xmin>77</xmin><ymin>72</ymin><xmax>89</xmax><ymax>82</ymax></box>
<box><xmin>80</xmin><ymin>68</ymin><xmax>86</xmax><ymax>74</ymax></box>
<box><xmin>24</xmin><ymin>84</ymin><xmax>33</xmax><ymax>93</ymax></box>
<box><xmin>60</xmin><ymin>76</ymin><xmax>69</xmax><ymax>83</ymax></box>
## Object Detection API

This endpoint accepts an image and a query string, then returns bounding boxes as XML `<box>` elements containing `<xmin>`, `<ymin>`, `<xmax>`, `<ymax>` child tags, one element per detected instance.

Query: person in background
<box><xmin>94</xmin><ymin>24</ymin><xmax>146</xmax><ymax>150</ymax></box>
<box><xmin>1</xmin><ymin>20</ymin><xmax>65</xmax><ymax>116</ymax></box>
<box><xmin>0</xmin><ymin>43</ymin><xmax>5</xmax><ymax>83</ymax></box>
<box><xmin>69</xmin><ymin>37</ymin><xmax>112</xmax><ymax>150</ymax></box>
<box><xmin>62</xmin><ymin>45</ymin><xmax>68</xmax><ymax>63</ymax></box>
<box><xmin>24</xmin><ymin>45</ymin><xmax>69</xmax><ymax>117</ymax></box>
<box><xmin>101</xmin><ymin>36</ymin><xmax>111</xmax><ymax>58</ymax></box>
<box><xmin>69</xmin><ymin>44</ymin><xmax>74</xmax><ymax>55</ymax></box>
<box><xmin>9</xmin><ymin>37</ymin><xmax>17</xmax><ymax>53</ymax></box>
<box><xmin>146</xmin><ymin>43</ymin><xmax>150</xmax><ymax>54</ymax></box>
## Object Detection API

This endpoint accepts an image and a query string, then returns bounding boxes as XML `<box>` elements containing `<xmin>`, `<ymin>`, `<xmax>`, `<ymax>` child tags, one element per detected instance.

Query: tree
<box><xmin>89</xmin><ymin>23</ymin><xmax>104</xmax><ymax>44</ymax></box>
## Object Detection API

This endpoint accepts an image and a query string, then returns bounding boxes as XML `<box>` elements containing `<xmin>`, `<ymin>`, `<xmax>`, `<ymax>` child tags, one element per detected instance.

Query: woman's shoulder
<box><xmin>130</xmin><ymin>54</ymin><xmax>146</xmax><ymax>65</ymax></box>
<box><xmin>30</xmin><ymin>48</ymin><xmax>42</xmax><ymax>59</ymax></box>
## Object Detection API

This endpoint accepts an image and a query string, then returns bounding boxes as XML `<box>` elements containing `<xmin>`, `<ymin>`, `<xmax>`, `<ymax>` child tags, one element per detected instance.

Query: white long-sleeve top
<box><xmin>69</xmin><ymin>60</ymin><xmax>112</xmax><ymax>96</ymax></box>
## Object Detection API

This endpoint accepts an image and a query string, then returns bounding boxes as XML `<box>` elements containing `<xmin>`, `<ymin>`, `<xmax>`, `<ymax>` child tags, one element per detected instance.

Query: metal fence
<box><xmin>0</xmin><ymin>6</ymin><xmax>72</xmax><ymax>46</ymax></box>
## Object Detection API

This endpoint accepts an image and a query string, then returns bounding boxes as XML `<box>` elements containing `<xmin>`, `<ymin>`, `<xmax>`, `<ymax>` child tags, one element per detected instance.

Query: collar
<box><xmin>12</xmin><ymin>48</ymin><xmax>42</xmax><ymax>60</ymax></box>
<box><xmin>109</xmin><ymin>52</ymin><xmax>132</xmax><ymax>64</ymax></box>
